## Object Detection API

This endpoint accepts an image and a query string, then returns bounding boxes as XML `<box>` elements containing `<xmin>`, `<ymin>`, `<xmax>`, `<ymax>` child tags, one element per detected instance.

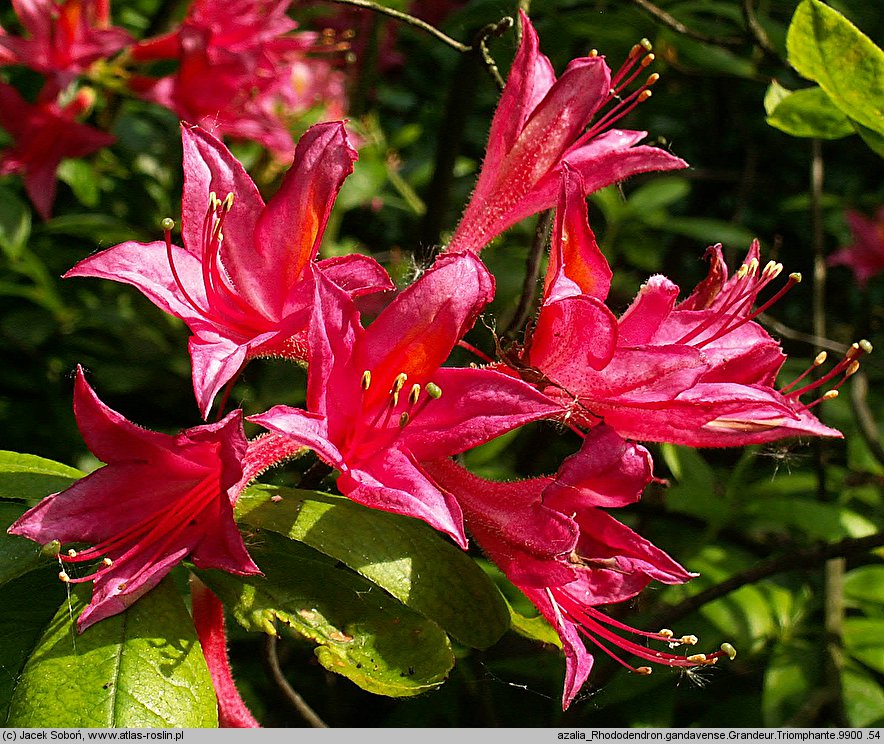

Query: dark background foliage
<box><xmin>0</xmin><ymin>0</ymin><xmax>882</xmax><ymax>727</ymax></box>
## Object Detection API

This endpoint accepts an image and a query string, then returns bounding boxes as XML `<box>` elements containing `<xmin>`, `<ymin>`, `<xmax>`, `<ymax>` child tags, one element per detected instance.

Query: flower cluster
<box><xmin>0</xmin><ymin>0</ymin><xmax>349</xmax><ymax>217</ymax></box>
<box><xmin>8</xmin><ymin>9</ymin><xmax>859</xmax><ymax>717</ymax></box>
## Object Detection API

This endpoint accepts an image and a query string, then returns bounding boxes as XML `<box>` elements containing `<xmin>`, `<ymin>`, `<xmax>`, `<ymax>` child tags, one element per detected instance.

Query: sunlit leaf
<box><xmin>235</xmin><ymin>485</ymin><xmax>509</xmax><ymax>649</ymax></box>
<box><xmin>6</xmin><ymin>577</ymin><xmax>218</xmax><ymax>727</ymax></box>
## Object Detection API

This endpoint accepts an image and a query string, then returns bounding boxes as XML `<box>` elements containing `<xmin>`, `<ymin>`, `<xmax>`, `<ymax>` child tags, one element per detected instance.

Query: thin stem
<box><xmin>505</xmin><ymin>210</ymin><xmax>552</xmax><ymax>337</ymax></box>
<box><xmin>740</xmin><ymin>0</ymin><xmax>779</xmax><ymax>59</ymax></box>
<box><xmin>648</xmin><ymin>531</ymin><xmax>884</xmax><ymax>630</ymax></box>
<box><xmin>474</xmin><ymin>18</ymin><xmax>514</xmax><ymax>90</ymax></box>
<box><xmin>262</xmin><ymin>633</ymin><xmax>328</xmax><ymax>728</ymax></box>
<box><xmin>849</xmin><ymin>371</ymin><xmax>884</xmax><ymax>469</ymax></box>
<box><xmin>627</xmin><ymin>0</ymin><xmax>745</xmax><ymax>47</ymax></box>
<box><xmin>326</xmin><ymin>0</ymin><xmax>469</xmax><ymax>52</ymax></box>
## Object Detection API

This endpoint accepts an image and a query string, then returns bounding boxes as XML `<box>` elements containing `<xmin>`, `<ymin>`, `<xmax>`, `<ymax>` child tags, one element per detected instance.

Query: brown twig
<box><xmin>647</xmin><ymin>531</ymin><xmax>884</xmax><ymax>630</ymax></box>
<box><xmin>849</xmin><ymin>371</ymin><xmax>884</xmax><ymax>469</ymax></box>
<box><xmin>740</xmin><ymin>0</ymin><xmax>779</xmax><ymax>59</ymax></box>
<box><xmin>627</xmin><ymin>0</ymin><xmax>744</xmax><ymax>47</ymax></box>
<box><xmin>757</xmin><ymin>313</ymin><xmax>849</xmax><ymax>355</ymax></box>
<box><xmin>504</xmin><ymin>210</ymin><xmax>552</xmax><ymax>337</ymax></box>
<box><xmin>262</xmin><ymin>633</ymin><xmax>328</xmax><ymax>728</ymax></box>
<box><xmin>474</xmin><ymin>17</ymin><xmax>514</xmax><ymax>90</ymax></box>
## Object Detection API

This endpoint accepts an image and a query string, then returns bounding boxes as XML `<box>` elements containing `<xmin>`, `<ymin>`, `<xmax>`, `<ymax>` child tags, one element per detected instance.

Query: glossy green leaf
<box><xmin>844</xmin><ymin>565</ymin><xmax>884</xmax><ymax>608</ymax></box>
<box><xmin>764</xmin><ymin>82</ymin><xmax>854</xmax><ymax>139</ymax></box>
<box><xmin>786</xmin><ymin>0</ymin><xmax>884</xmax><ymax>136</ymax></box>
<box><xmin>57</xmin><ymin>159</ymin><xmax>101</xmax><ymax>208</ymax></box>
<box><xmin>0</xmin><ymin>450</ymin><xmax>84</xmax><ymax>505</ymax></box>
<box><xmin>0</xmin><ymin>501</ymin><xmax>53</xmax><ymax>586</ymax></box>
<box><xmin>235</xmin><ymin>485</ymin><xmax>509</xmax><ymax>649</ymax></box>
<box><xmin>7</xmin><ymin>577</ymin><xmax>218</xmax><ymax>728</ymax></box>
<box><xmin>198</xmin><ymin>531</ymin><xmax>454</xmax><ymax>697</ymax></box>
<box><xmin>0</xmin><ymin>567</ymin><xmax>68</xmax><ymax>722</ymax></box>
<box><xmin>843</xmin><ymin>663</ymin><xmax>884</xmax><ymax>727</ymax></box>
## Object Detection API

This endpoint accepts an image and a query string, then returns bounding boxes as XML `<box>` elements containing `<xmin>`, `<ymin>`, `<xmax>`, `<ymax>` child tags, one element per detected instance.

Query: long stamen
<box><xmin>164</xmin><ymin>218</ymin><xmax>208</xmax><ymax>318</ymax></box>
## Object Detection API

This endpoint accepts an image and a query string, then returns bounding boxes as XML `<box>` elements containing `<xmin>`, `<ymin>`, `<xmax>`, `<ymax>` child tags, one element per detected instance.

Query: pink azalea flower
<box><xmin>0</xmin><ymin>0</ymin><xmax>131</xmax><ymax>88</ymax></box>
<box><xmin>0</xmin><ymin>82</ymin><xmax>115</xmax><ymax>219</ymax></box>
<box><xmin>446</xmin><ymin>10</ymin><xmax>687</xmax><ymax>254</ymax></box>
<box><xmin>8</xmin><ymin>367</ymin><xmax>260</xmax><ymax>632</ymax></box>
<box><xmin>129</xmin><ymin>0</ymin><xmax>348</xmax><ymax>158</ymax></box>
<box><xmin>424</xmin><ymin>426</ymin><xmax>728</xmax><ymax>710</ymax></box>
<box><xmin>503</xmin><ymin>168</ymin><xmax>852</xmax><ymax>447</ymax></box>
<box><xmin>828</xmin><ymin>207</ymin><xmax>884</xmax><ymax>286</ymax></box>
<box><xmin>249</xmin><ymin>252</ymin><xmax>560</xmax><ymax>546</ymax></box>
<box><xmin>66</xmin><ymin>122</ymin><xmax>392</xmax><ymax>418</ymax></box>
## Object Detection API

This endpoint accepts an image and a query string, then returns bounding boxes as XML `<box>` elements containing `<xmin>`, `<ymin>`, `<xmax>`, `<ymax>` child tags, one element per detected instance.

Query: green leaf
<box><xmin>765</xmin><ymin>83</ymin><xmax>854</xmax><ymax>139</ymax></box>
<box><xmin>199</xmin><ymin>532</ymin><xmax>454</xmax><ymax>697</ymax></box>
<box><xmin>851</xmin><ymin>118</ymin><xmax>884</xmax><ymax>157</ymax></box>
<box><xmin>786</xmin><ymin>0</ymin><xmax>884</xmax><ymax>136</ymax></box>
<box><xmin>0</xmin><ymin>450</ymin><xmax>84</xmax><ymax>505</ymax></box>
<box><xmin>762</xmin><ymin>638</ymin><xmax>821</xmax><ymax>725</ymax></box>
<box><xmin>7</xmin><ymin>577</ymin><xmax>218</xmax><ymax>728</ymax></box>
<box><xmin>57</xmin><ymin>159</ymin><xmax>101</xmax><ymax>208</ymax></box>
<box><xmin>0</xmin><ymin>186</ymin><xmax>32</xmax><ymax>260</ymax></box>
<box><xmin>844</xmin><ymin>565</ymin><xmax>884</xmax><ymax>608</ymax></box>
<box><xmin>645</xmin><ymin>216</ymin><xmax>756</xmax><ymax>248</ymax></box>
<box><xmin>0</xmin><ymin>501</ymin><xmax>53</xmax><ymax>587</ymax></box>
<box><xmin>844</xmin><ymin>617</ymin><xmax>884</xmax><ymax>675</ymax></box>
<box><xmin>623</xmin><ymin>177</ymin><xmax>690</xmax><ymax>215</ymax></box>
<box><xmin>844</xmin><ymin>663</ymin><xmax>884</xmax><ymax>727</ymax></box>
<box><xmin>0</xmin><ymin>567</ymin><xmax>68</xmax><ymax>722</ymax></box>
<box><xmin>235</xmin><ymin>485</ymin><xmax>509</xmax><ymax>649</ymax></box>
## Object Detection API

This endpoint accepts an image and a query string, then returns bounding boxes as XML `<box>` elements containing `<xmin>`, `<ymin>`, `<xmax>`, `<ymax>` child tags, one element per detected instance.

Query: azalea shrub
<box><xmin>0</xmin><ymin>0</ymin><xmax>883</xmax><ymax>730</ymax></box>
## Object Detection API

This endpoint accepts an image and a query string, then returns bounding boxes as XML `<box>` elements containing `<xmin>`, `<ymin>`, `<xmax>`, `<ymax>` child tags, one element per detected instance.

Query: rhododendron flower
<box><xmin>0</xmin><ymin>82</ymin><xmax>115</xmax><ymax>219</ymax></box>
<box><xmin>502</xmin><ymin>168</ymin><xmax>849</xmax><ymax>447</ymax></box>
<box><xmin>129</xmin><ymin>0</ymin><xmax>348</xmax><ymax>158</ymax></box>
<box><xmin>828</xmin><ymin>206</ymin><xmax>884</xmax><ymax>286</ymax></box>
<box><xmin>8</xmin><ymin>367</ymin><xmax>259</xmax><ymax>632</ymax></box>
<box><xmin>250</xmin><ymin>252</ymin><xmax>560</xmax><ymax>546</ymax></box>
<box><xmin>0</xmin><ymin>0</ymin><xmax>131</xmax><ymax>88</ymax></box>
<box><xmin>446</xmin><ymin>10</ymin><xmax>686</xmax><ymax>253</ymax></box>
<box><xmin>424</xmin><ymin>426</ymin><xmax>728</xmax><ymax>710</ymax></box>
<box><xmin>67</xmin><ymin>122</ymin><xmax>392</xmax><ymax>418</ymax></box>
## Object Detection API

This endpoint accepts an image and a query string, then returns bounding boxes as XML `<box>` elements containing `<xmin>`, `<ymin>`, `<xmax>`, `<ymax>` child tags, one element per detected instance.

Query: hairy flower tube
<box><xmin>424</xmin><ymin>426</ymin><xmax>732</xmax><ymax>709</ymax></box>
<box><xmin>446</xmin><ymin>10</ymin><xmax>686</xmax><ymax>253</ymax></box>
<box><xmin>66</xmin><ymin>122</ymin><xmax>392</xmax><ymax>418</ymax></box>
<box><xmin>8</xmin><ymin>367</ymin><xmax>260</xmax><ymax>631</ymax></box>
<box><xmin>501</xmin><ymin>167</ymin><xmax>856</xmax><ymax>447</ymax></box>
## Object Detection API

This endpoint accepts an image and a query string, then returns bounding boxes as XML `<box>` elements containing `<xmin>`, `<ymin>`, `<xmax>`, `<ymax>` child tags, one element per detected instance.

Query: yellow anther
<box><xmin>789</xmin><ymin>272</ymin><xmax>802</xmax><ymax>283</ymax></box>
<box><xmin>845</xmin><ymin>360</ymin><xmax>860</xmax><ymax>377</ymax></box>
<box><xmin>67</xmin><ymin>548</ymin><xmax>78</xmax><ymax>558</ymax></box>
<box><xmin>425</xmin><ymin>382</ymin><xmax>442</xmax><ymax>400</ymax></box>
<box><xmin>641</xmin><ymin>53</ymin><xmax>656</xmax><ymax>68</ymax></box>
<box><xmin>209</xmin><ymin>191</ymin><xmax>220</xmax><ymax>210</ymax></box>
<box><xmin>161</xmin><ymin>217</ymin><xmax>175</xmax><ymax>231</ymax></box>
<box><xmin>721</xmin><ymin>642</ymin><xmax>737</xmax><ymax>660</ymax></box>
<box><xmin>859</xmin><ymin>339</ymin><xmax>873</xmax><ymax>354</ymax></box>
<box><xmin>636</xmin><ymin>666</ymin><xmax>653</xmax><ymax>675</ymax></box>
<box><xmin>658</xmin><ymin>628</ymin><xmax>674</xmax><ymax>639</ymax></box>
<box><xmin>686</xmin><ymin>653</ymin><xmax>708</xmax><ymax>664</ymax></box>
<box><xmin>680</xmin><ymin>634</ymin><xmax>699</xmax><ymax>646</ymax></box>
<box><xmin>736</xmin><ymin>264</ymin><xmax>749</xmax><ymax>279</ymax></box>
<box><xmin>640</xmin><ymin>38</ymin><xmax>652</xmax><ymax>52</ymax></box>
<box><xmin>59</xmin><ymin>570</ymin><xmax>70</xmax><ymax>583</ymax></box>
<box><xmin>629</xmin><ymin>42</ymin><xmax>644</xmax><ymax>58</ymax></box>
<box><xmin>589</xmin><ymin>48</ymin><xmax>599</xmax><ymax>57</ymax></box>
<box><xmin>222</xmin><ymin>192</ymin><xmax>235</xmax><ymax>211</ymax></box>
<box><xmin>814</xmin><ymin>351</ymin><xmax>828</xmax><ymax>366</ymax></box>
<box><xmin>822</xmin><ymin>390</ymin><xmax>839</xmax><ymax>401</ymax></box>
<box><xmin>638</xmin><ymin>90</ymin><xmax>653</xmax><ymax>102</ymax></box>
<box><xmin>747</xmin><ymin>258</ymin><xmax>759</xmax><ymax>276</ymax></box>
<box><xmin>399</xmin><ymin>412</ymin><xmax>410</xmax><ymax>428</ymax></box>
<box><xmin>392</xmin><ymin>391</ymin><xmax>400</xmax><ymax>407</ymax></box>
<box><xmin>118</xmin><ymin>581</ymin><xmax>128</xmax><ymax>591</ymax></box>
<box><xmin>361</xmin><ymin>370</ymin><xmax>372</xmax><ymax>391</ymax></box>
<box><xmin>408</xmin><ymin>383</ymin><xmax>421</xmax><ymax>406</ymax></box>
<box><xmin>102</xmin><ymin>557</ymin><xmax>114</xmax><ymax>567</ymax></box>
<box><xmin>645</xmin><ymin>72</ymin><xmax>659</xmax><ymax>86</ymax></box>
<box><xmin>392</xmin><ymin>372</ymin><xmax>408</xmax><ymax>393</ymax></box>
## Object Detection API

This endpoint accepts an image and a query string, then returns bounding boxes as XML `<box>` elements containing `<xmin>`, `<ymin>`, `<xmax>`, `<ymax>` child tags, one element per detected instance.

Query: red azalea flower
<box><xmin>424</xmin><ymin>426</ymin><xmax>727</xmax><ymax>710</ymax></box>
<box><xmin>0</xmin><ymin>0</ymin><xmax>131</xmax><ymax>87</ymax></box>
<box><xmin>0</xmin><ymin>82</ymin><xmax>115</xmax><ymax>219</ymax></box>
<box><xmin>130</xmin><ymin>0</ymin><xmax>347</xmax><ymax>158</ymax></box>
<box><xmin>250</xmin><ymin>252</ymin><xmax>560</xmax><ymax>546</ymax></box>
<box><xmin>446</xmin><ymin>10</ymin><xmax>686</xmax><ymax>253</ymax></box>
<box><xmin>828</xmin><ymin>206</ymin><xmax>884</xmax><ymax>286</ymax></box>
<box><xmin>66</xmin><ymin>122</ymin><xmax>392</xmax><ymax>418</ymax></box>
<box><xmin>502</xmin><ymin>167</ymin><xmax>854</xmax><ymax>447</ymax></box>
<box><xmin>8</xmin><ymin>367</ymin><xmax>260</xmax><ymax>631</ymax></box>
